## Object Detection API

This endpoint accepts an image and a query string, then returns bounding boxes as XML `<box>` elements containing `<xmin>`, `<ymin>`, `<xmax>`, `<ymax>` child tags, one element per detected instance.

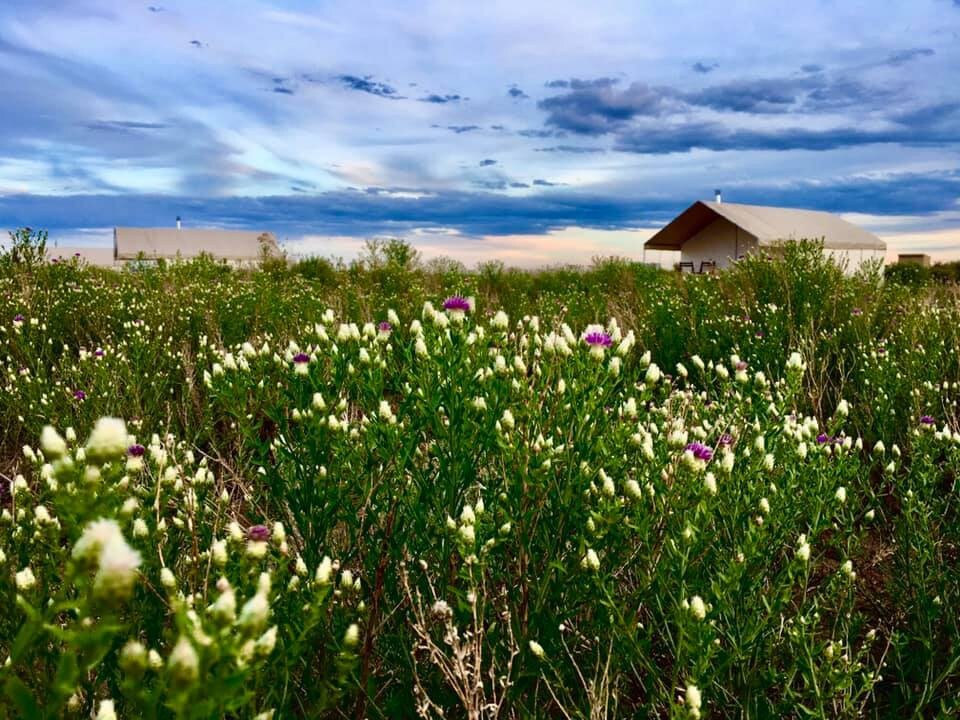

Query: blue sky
<box><xmin>1</xmin><ymin>0</ymin><xmax>959</xmax><ymax>265</ymax></box>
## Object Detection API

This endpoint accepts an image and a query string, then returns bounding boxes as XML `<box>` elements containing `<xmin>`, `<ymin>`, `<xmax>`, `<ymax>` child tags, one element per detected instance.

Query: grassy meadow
<box><xmin>1</xmin><ymin>231</ymin><xmax>959</xmax><ymax>718</ymax></box>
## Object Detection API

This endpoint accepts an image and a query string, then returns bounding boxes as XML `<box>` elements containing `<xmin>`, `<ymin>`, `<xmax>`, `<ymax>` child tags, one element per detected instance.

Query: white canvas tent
<box><xmin>645</xmin><ymin>201</ymin><xmax>886</xmax><ymax>274</ymax></box>
<box><xmin>114</xmin><ymin>228</ymin><xmax>277</xmax><ymax>263</ymax></box>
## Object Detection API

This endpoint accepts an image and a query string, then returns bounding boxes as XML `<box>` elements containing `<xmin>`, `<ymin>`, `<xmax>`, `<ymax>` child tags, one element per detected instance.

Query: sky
<box><xmin>0</xmin><ymin>0</ymin><xmax>959</xmax><ymax>266</ymax></box>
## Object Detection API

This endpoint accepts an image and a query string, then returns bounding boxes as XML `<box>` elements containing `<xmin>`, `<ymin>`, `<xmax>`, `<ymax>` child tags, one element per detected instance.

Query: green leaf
<box><xmin>3</xmin><ymin>676</ymin><xmax>41</xmax><ymax>720</ymax></box>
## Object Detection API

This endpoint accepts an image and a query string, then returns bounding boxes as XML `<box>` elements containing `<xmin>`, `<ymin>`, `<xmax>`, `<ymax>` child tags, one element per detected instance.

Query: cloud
<box><xmin>84</xmin><ymin>120</ymin><xmax>169</xmax><ymax>132</ymax></box>
<box><xmin>419</xmin><ymin>93</ymin><xmax>462</xmax><ymax>103</ymax></box>
<box><xmin>535</xmin><ymin>145</ymin><xmax>604</xmax><ymax>153</ymax></box>
<box><xmin>885</xmin><ymin>47</ymin><xmax>934</xmax><ymax>66</ymax></box>
<box><xmin>538</xmin><ymin>79</ymin><xmax>676</xmax><ymax>135</ymax></box>
<box><xmin>189</xmin><ymin>40</ymin><xmax>203</xmax><ymax>48</ymax></box>
<box><xmin>684</xmin><ymin>78</ymin><xmax>799</xmax><ymax>113</ymax></box>
<box><xmin>446</xmin><ymin>125</ymin><xmax>479</xmax><ymax>134</ymax></box>
<box><xmin>613</xmin><ymin>102</ymin><xmax>960</xmax><ymax>153</ymax></box>
<box><xmin>4</xmin><ymin>172</ymin><xmax>959</xmax><ymax>243</ymax></box>
<box><xmin>692</xmin><ymin>61</ymin><xmax>718</xmax><ymax>74</ymax></box>
<box><xmin>518</xmin><ymin>128</ymin><xmax>565</xmax><ymax>138</ymax></box>
<box><xmin>479</xmin><ymin>158</ymin><xmax>497</xmax><ymax>166</ymax></box>
<box><xmin>508</xmin><ymin>86</ymin><xmax>529</xmax><ymax>99</ymax></box>
<box><xmin>336</xmin><ymin>74</ymin><xmax>404</xmax><ymax>99</ymax></box>
<box><xmin>545</xmin><ymin>78</ymin><xmax>619</xmax><ymax>90</ymax></box>
<box><xmin>147</xmin><ymin>5</ymin><xmax>164</xmax><ymax>11</ymax></box>
<box><xmin>801</xmin><ymin>64</ymin><xmax>823</xmax><ymax>73</ymax></box>
<box><xmin>509</xmin><ymin>181</ymin><xmax>529</xmax><ymax>188</ymax></box>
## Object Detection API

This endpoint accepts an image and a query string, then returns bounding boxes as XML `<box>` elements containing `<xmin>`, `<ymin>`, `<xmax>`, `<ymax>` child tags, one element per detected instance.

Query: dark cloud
<box><xmin>801</xmin><ymin>63</ymin><xmax>824</xmax><ymax>73</ymax></box>
<box><xmin>509</xmin><ymin>182</ymin><xmax>529</xmax><ymax>188</ymax></box>
<box><xmin>273</xmin><ymin>87</ymin><xmax>294</xmax><ymax>95</ymax></box>
<box><xmin>535</xmin><ymin>145</ymin><xmax>605</xmax><ymax>153</ymax></box>
<box><xmin>446</xmin><ymin>125</ymin><xmax>479</xmax><ymax>134</ymax></box>
<box><xmin>508</xmin><ymin>86</ymin><xmax>529</xmax><ymax>99</ymax></box>
<box><xmin>518</xmin><ymin>128</ymin><xmax>565</xmax><ymax>138</ymax></box>
<box><xmin>474</xmin><ymin>179</ymin><xmax>508</xmax><ymax>190</ymax></box>
<box><xmin>885</xmin><ymin>48</ymin><xmax>934</xmax><ymax>66</ymax></box>
<box><xmin>692</xmin><ymin>61</ymin><xmax>718</xmax><ymax>74</ymax></box>
<box><xmin>419</xmin><ymin>93</ymin><xmax>462</xmax><ymax>103</ymax></box>
<box><xmin>189</xmin><ymin>40</ymin><xmax>203</xmax><ymax>48</ymax></box>
<box><xmin>684</xmin><ymin>78</ymin><xmax>799</xmax><ymax>113</ymax></box>
<box><xmin>490</xmin><ymin>124</ymin><xmax>507</xmax><ymax>131</ymax></box>
<box><xmin>545</xmin><ymin>78</ymin><xmax>619</xmax><ymax>90</ymax></box>
<box><xmin>538</xmin><ymin>80</ymin><xmax>677</xmax><ymax>134</ymax></box>
<box><xmin>147</xmin><ymin>5</ymin><xmax>163</xmax><ymax>11</ymax></box>
<box><xmin>479</xmin><ymin>158</ymin><xmax>497</xmax><ymax>166</ymax></box>
<box><xmin>613</xmin><ymin>102</ymin><xmax>960</xmax><ymax>153</ymax></box>
<box><xmin>336</xmin><ymin>74</ymin><xmax>404</xmax><ymax>99</ymax></box>
<box><xmin>4</xmin><ymin>172</ymin><xmax>959</xmax><ymax>241</ymax></box>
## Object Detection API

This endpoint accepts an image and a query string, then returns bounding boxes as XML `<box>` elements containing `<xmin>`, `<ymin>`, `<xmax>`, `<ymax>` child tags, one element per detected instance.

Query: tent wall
<box><xmin>680</xmin><ymin>217</ymin><xmax>758</xmax><ymax>270</ymax></box>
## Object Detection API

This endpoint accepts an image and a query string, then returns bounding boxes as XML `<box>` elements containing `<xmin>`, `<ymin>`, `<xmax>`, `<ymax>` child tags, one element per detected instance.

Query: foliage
<box><xmin>0</xmin><ymin>233</ymin><xmax>959</xmax><ymax>717</ymax></box>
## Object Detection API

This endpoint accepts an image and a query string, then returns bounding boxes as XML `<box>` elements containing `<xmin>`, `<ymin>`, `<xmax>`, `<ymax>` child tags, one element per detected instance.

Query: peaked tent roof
<box><xmin>114</xmin><ymin>228</ymin><xmax>278</xmax><ymax>261</ymax></box>
<box><xmin>645</xmin><ymin>201</ymin><xmax>886</xmax><ymax>252</ymax></box>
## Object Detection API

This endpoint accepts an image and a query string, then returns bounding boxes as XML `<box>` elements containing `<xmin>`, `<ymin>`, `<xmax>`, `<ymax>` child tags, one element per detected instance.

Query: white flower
<box><xmin>796</xmin><ymin>539</ymin><xmax>811</xmax><ymax>562</ymax></box>
<box><xmin>15</xmin><ymin>567</ymin><xmax>36</xmax><ymax>590</ymax></box>
<box><xmin>581</xmin><ymin>548</ymin><xmax>600</xmax><ymax>571</ymax></box>
<box><xmin>841</xmin><ymin>559</ymin><xmax>856</xmax><ymax>579</ymax></box>
<box><xmin>491</xmin><ymin>310</ymin><xmax>509</xmax><ymax>329</ymax></box>
<box><xmin>94</xmin><ymin>534</ymin><xmax>142</xmax><ymax>599</ymax></box>
<box><xmin>529</xmin><ymin>640</ymin><xmax>546</xmax><ymax>659</ymax></box>
<box><xmin>688</xmin><ymin>595</ymin><xmax>707</xmax><ymax>621</ymax></box>
<box><xmin>238</xmin><ymin>592</ymin><xmax>270</xmax><ymax>632</ymax></box>
<box><xmin>835</xmin><ymin>486</ymin><xmax>847</xmax><ymax>503</ymax></box>
<box><xmin>786</xmin><ymin>351</ymin><xmax>805</xmax><ymax>372</ymax></box>
<box><xmin>168</xmin><ymin>636</ymin><xmax>200</xmax><ymax>684</ymax></box>
<box><xmin>343</xmin><ymin>623</ymin><xmax>360</xmax><ymax>649</ymax></box>
<box><xmin>255</xmin><ymin>626</ymin><xmax>278</xmax><ymax>656</ymax></box>
<box><xmin>160</xmin><ymin>567</ymin><xmax>177</xmax><ymax>589</ymax></box>
<box><xmin>685</xmin><ymin>683</ymin><xmax>702</xmax><ymax>718</ymax></box>
<box><xmin>40</xmin><ymin>426</ymin><xmax>67</xmax><ymax>458</ymax></box>
<box><xmin>85</xmin><ymin>417</ymin><xmax>129</xmax><ymax>463</ymax></box>
<box><xmin>315</xmin><ymin>556</ymin><xmax>333</xmax><ymax>584</ymax></box>
<box><xmin>835</xmin><ymin>399</ymin><xmax>850</xmax><ymax>417</ymax></box>
<box><xmin>703</xmin><ymin>472</ymin><xmax>717</xmax><ymax>495</ymax></box>
<box><xmin>95</xmin><ymin>699</ymin><xmax>118</xmax><ymax>720</ymax></box>
<box><xmin>645</xmin><ymin>363</ymin><xmax>662</xmax><ymax>386</ymax></box>
<box><xmin>73</xmin><ymin>518</ymin><xmax>123</xmax><ymax>562</ymax></box>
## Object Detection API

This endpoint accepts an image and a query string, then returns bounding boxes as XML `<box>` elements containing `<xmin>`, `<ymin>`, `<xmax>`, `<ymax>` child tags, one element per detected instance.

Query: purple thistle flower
<box><xmin>718</xmin><ymin>433</ymin><xmax>734</xmax><ymax>447</ymax></box>
<box><xmin>443</xmin><ymin>295</ymin><xmax>471</xmax><ymax>313</ymax></box>
<box><xmin>685</xmin><ymin>442</ymin><xmax>714</xmax><ymax>461</ymax></box>
<box><xmin>127</xmin><ymin>443</ymin><xmax>146</xmax><ymax>457</ymax></box>
<box><xmin>94</xmin><ymin>348</ymin><xmax>105</xmax><ymax>358</ymax></box>
<box><xmin>851</xmin><ymin>307</ymin><xmax>863</xmax><ymax>316</ymax></box>
<box><xmin>13</xmin><ymin>314</ymin><xmax>24</xmax><ymax>323</ymax></box>
<box><xmin>735</xmin><ymin>361</ymin><xmax>748</xmax><ymax>371</ymax></box>
<box><xmin>920</xmin><ymin>415</ymin><xmax>936</xmax><ymax>425</ymax></box>
<box><xmin>816</xmin><ymin>433</ymin><xmax>832</xmax><ymax>444</ymax></box>
<box><xmin>292</xmin><ymin>352</ymin><xmax>310</xmax><ymax>364</ymax></box>
<box><xmin>248</xmin><ymin>524</ymin><xmax>271</xmax><ymax>542</ymax></box>
<box><xmin>582</xmin><ymin>331</ymin><xmax>612</xmax><ymax>348</ymax></box>
<box><xmin>73</xmin><ymin>390</ymin><xmax>86</xmax><ymax>401</ymax></box>
<box><xmin>377</xmin><ymin>321</ymin><xmax>392</xmax><ymax>334</ymax></box>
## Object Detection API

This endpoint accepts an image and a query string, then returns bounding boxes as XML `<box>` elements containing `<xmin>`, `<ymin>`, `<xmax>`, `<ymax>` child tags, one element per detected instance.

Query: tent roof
<box><xmin>645</xmin><ymin>201</ymin><xmax>886</xmax><ymax>251</ymax></box>
<box><xmin>114</xmin><ymin>228</ymin><xmax>277</xmax><ymax>260</ymax></box>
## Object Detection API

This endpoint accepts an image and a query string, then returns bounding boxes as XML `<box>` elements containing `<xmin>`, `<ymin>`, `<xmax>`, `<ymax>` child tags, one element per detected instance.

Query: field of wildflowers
<box><xmin>1</xmin><ymin>233</ymin><xmax>959</xmax><ymax>718</ymax></box>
